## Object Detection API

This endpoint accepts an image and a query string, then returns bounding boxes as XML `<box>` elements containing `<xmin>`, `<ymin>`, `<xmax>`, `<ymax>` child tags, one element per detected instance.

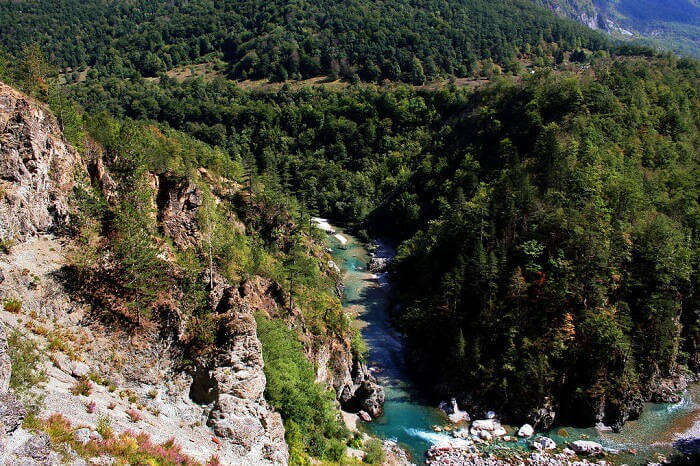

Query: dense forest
<box><xmin>0</xmin><ymin>0</ymin><xmax>609</xmax><ymax>82</ymax></box>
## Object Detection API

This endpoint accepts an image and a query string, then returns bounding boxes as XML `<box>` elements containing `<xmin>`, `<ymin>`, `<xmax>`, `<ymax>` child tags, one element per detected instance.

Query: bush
<box><xmin>126</xmin><ymin>408</ymin><xmax>141</xmax><ymax>422</ymax></box>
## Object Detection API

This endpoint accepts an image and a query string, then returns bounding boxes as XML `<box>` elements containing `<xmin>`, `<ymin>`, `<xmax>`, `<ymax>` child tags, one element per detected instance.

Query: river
<box><xmin>323</xmin><ymin>224</ymin><xmax>699</xmax><ymax>465</ymax></box>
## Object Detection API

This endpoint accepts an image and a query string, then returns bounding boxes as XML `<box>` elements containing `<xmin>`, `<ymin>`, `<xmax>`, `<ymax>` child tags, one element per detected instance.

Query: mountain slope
<box><xmin>537</xmin><ymin>0</ymin><xmax>700</xmax><ymax>57</ymax></box>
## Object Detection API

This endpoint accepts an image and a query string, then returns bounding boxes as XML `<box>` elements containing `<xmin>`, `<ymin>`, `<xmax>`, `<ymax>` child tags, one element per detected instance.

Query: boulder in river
<box><xmin>518</xmin><ymin>423</ymin><xmax>534</xmax><ymax>437</ymax></box>
<box><xmin>570</xmin><ymin>440</ymin><xmax>604</xmax><ymax>455</ymax></box>
<box><xmin>470</xmin><ymin>418</ymin><xmax>507</xmax><ymax>438</ymax></box>
<box><xmin>442</xmin><ymin>398</ymin><xmax>470</xmax><ymax>423</ymax></box>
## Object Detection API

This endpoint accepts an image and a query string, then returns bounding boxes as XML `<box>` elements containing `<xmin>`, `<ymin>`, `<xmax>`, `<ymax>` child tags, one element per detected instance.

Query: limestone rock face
<box><xmin>0</xmin><ymin>81</ymin><xmax>82</xmax><ymax>240</ymax></box>
<box><xmin>155</xmin><ymin>174</ymin><xmax>203</xmax><ymax>249</ymax></box>
<box><xmin>206</xmin><ymin>287</ymin><xmax>288</xmax><ymax>465</ymax></box>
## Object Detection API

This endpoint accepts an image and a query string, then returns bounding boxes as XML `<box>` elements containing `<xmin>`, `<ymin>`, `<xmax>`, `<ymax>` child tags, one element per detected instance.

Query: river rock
<box><xmin>518</xmin><ymin>423</ymin><xmax>534</xmax><ymax>437</ymax></box>
<box><xmin>357</xmin><ymin>380</ymin><xmax>385</xmax><ymax>418</ymax></box>
<box><xmin>442</xmin><ymin>398</ymin><xmax>470</xmax><ymax>423</ymax></box>
<box><xmin>471</xmin><ymin>419</ymin><xmax>498</xmax><ymax>431</ymax></box>
<box><xmin>358</xmin><ymin>410</ymin><xmax>372</xmax><ymax>422</ymax></box>
<box><xmin>570</xmin><ymin>440</ymin><xmax>605</xmax><ymax>455</ymax></box>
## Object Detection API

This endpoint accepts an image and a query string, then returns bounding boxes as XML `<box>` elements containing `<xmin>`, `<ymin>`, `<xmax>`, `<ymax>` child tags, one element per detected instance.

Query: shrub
<box><xmin>7</xmin><ymin>329</ymin><xmax>47</xmax><ymax>420</ymax></box>
<box><xmin>3</xmin><ymin>298</ymin><xmax>22</xmax><ymax>313</ymax></box>
<box><xmin>96</xmin><ymin>415</ymin><xmax>113</xmax><ymax>439</ymax></box>
<box><xmin>362</xmin><ymin>438</ymin><xmax>385</xmax><ymax>464</ymax></box>
<box><xmin>71</xmin><ymin>378</ymin><xmax>93</xmax><ymax>396</ymax></box>
<box><xmin>0</xmin><ymin>236</ymin><xmax>15</xmax><ymax>254</ymax></box>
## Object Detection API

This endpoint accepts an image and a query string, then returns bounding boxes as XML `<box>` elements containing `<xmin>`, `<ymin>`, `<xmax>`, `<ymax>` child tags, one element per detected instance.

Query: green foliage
<box><xmin>256</xmin><ymin>315</ymin><xmax>348</xmax><ymax>462</ymax></box>
<box><xmin>362</xmin><ymin>438</ymin><xmax>385</xmax><ymax>464</ymax></box>
<box><xmin>7</xmin><ymin>329</ymin><xmax>47</xmax><ymax>420</ymax></box>
<box><xmin>110</xmin><ymin>179</ymin><xmax>167</xmax><ymax>324</ymax></box>
<box><xmin>385</xmin><ymin>57</ymin><xmax>699</xmax><ymax>425</ymax></box>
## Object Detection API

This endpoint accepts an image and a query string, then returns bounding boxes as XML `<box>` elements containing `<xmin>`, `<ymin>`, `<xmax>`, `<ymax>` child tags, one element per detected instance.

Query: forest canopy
<box><xmin>0</xmin><ymin>0</ymin><xmax>609</xmax><ymax>82</ymax></box>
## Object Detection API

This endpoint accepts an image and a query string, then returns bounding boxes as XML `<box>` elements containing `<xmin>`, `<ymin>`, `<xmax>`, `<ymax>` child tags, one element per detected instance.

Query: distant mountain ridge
<box><xmin>536</xmin><ymin>0</ymin><xmax>700</xmax><ymax>56</ymax></box>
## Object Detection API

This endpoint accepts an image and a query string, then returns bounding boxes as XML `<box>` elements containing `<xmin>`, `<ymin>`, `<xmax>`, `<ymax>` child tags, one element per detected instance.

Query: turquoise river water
<box><xmin>326</xmin><ymin>227</ymin><xmax>699</xmax><ymax>465</ymax></box>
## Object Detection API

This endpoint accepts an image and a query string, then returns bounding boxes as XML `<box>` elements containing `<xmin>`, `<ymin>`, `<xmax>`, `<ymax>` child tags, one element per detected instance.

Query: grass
<box><xmin>47</xmin><ymin>327</ymin><xmax>79</xmax><ymax>360</ymax></box>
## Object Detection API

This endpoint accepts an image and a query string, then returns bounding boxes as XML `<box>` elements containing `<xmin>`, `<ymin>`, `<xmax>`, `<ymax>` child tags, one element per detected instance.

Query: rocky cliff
<box><xmin>0</xmin><ymin>82</ymin><xmax>288</xmax><ymax>465</ymax></box>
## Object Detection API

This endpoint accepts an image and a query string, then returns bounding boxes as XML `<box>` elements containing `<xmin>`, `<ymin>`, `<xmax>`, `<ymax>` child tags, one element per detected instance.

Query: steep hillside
<box><xmin>0</xmin><ymin>81</ymin><xmax>384</xmax><ymax>465</ymax></box>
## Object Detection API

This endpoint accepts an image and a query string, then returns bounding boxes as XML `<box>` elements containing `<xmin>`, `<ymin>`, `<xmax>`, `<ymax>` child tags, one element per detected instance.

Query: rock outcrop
<box><xmin>155</xmin><ymin>174</ymin><xmax>204</xmax><ymax>249</ymax></box>
<box><xmin>0</xmin><ymin>82</ymin><xmax>81</xmax><ymax>240</ymax></box>
<box><xmin>206</xmin><ymin>286</ymin><xmax>288</xmax><ymax>465</ymax></box>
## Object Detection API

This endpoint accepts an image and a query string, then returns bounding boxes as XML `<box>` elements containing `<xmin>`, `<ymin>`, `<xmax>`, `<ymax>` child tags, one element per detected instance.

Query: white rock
<box><xmin>71</xmin><ymin>362</ymin><xmax>90</xmax><ymax>378</ymax></box>
<box><xmin>74</xmin><ymin>428</ymin><xmax>93</xmax><ymax>445</ymax></box>
<box><xmin>570</xmin><ymin>440</ymin><xmax>605</xmax><ymax>455</ymax></box>
<box><xmin>595</xmin><ymin>422</ymin><xmax>612</xmax><ymax>432</ymax></box>
<box><xmin>479</xmin><ymin>430</ymin><xmax>493</xmax><ymax>441</ymax></box>
<box><xmin>471</xmin><ymin>419</ymin><xmax>497</xmax><ymax>431</ymax></box>
<box><xmin>492</xmin><ymin>425</ymin><xmax>507</xmax><ymax>437</ymax></box>
<box><xmin>518</xmin><ymin>423</ymin><xmax>534</xmax><ymax>437</ymax></box>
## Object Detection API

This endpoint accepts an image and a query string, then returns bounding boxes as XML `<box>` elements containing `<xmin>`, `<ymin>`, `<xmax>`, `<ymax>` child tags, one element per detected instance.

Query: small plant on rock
<box><xmin>96</xmin><ymin>415</ymin><xmax>113</xmax><ymax>439</ymax></box>
<box><xmin>0</xmin><ymin>236</ymin><xmax>15</xmax><ymax>254</ymax></box>
<box><xmin>85</xmin><ymin>400</ymin><xmax>96</xmax><ymax>413</ymax></box>
<box><xmin>3</xmin><ymin>298</ymin><xmax>22</xmax><ymax>313</ymax></box>
<box><xmin>71</xmin><ymin>378</ymin><xmax>93</xmax><ymax>396</ymax></box>
<box><xmin>126</xmin><ymin>408</ymin><xmax>142</xmax><ymax>423</ymax></box>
